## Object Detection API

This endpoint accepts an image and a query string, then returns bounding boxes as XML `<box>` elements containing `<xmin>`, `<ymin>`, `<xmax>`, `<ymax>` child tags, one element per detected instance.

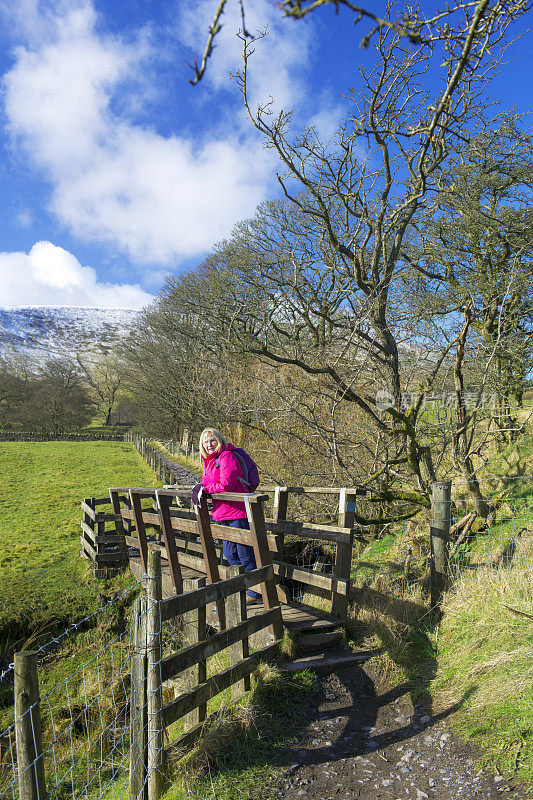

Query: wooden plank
<box><xmin>297</xmin><ymin>631</ymin><xmax>343</xmax><ymax>653</ymax></box>
<box><xmin>194</xmin><ymin>497</ymin><xmax>225</xmax><ymax>629</ymax></box>
<box><xmin>265</xmin><ymin>519</ymin><xmax>353</xmax><ymax>544</ymax></box>
<box><xmin>80</xmin><ymin>539</ymin><xmax>125</xmax><ymax>563</ymax></box>
<box><xmin>182</xmin><ymin>578</ymin><xmax>207</xmax><ymax>732</ymax></box>
<box><xmin>332</xmin><ymin>490</ymin><xmax>355</xmax><ymax>620</ymax></box>
<box><xmin>280</xmin><ymin>649</ymin><xmax>380</xmax><ymax>674</ymax></box>
<box><xmin>81</xmin><ymin>500</ymin><xmax>96</xmax><ymax>521</ymax></box>
<box><xmin>280</xmin><ymin>603</ymin><xmax>342</xmax><ymax>632</ymax></box>
<box><xmin>80</xmin><ymin>519</ymin><xmax>97</xmax><ymax>542</ymax></box>
<box><xmin>80</xmin><ymin>524</ymin><xmax>126</xmax><ymax>545</ymax></box>
<box><xmin>160</xmin><ymin>565</ymin><xmax>273</xmax><ymax>621</ymax></box>
<box><xmin>161</xmin><ymin>607</ymin><xmax>278</xmax><ymax>682</ymax></box>
<box><xmin>210</xmin><ymin>492</ymin><xmax>269</xmax><ymax>502</ymax></box>
<box><xmin>273</xmin><ymin>562</ymin><xmax>348</xmax><ymax>595</ymax></box>
<box><xmin>95</xmin><ymin>512</ymin><xmax>123</xmax><ymax>523</ymax></box>
<box><xmin>226</xmin><ymin>565</ymin><xmax>250</xmax><ymax>699</ymax></box>
<box><xmin>120</xmin><ymin>505</ymin><xmax>352</xmax><ymax>546</ymax></box>
<box><xmin>244</xmin><ymin>496</ymin><xmax>283</xmax><ymax>640</ymax></box>
<box><xmin>162</xmin><ymin>641</ymin><xmax>280</xmax><ymax>728</ymax></box>
<box><xmin>156</xmin><ymin>491</ymin><xmax>183</xmax><ymax>594</ymax></box>
<box><xmin>129</xmin><ymin>490</ymin><xmax>150</xmax><ymax>573</ymax></box>
<box><xmin>272</xmin><ymin>487</ymin><xmax>289</xmax><ymax>522</ymax></box>
<box><xmin>163</xmin><ymin>718</ymin><xmax>210</xmax><ymax>760</ymax></box>
<box><xmin>270</xmin><ymin>487</ymin><xmax>288</xmax><ymax>604</ymax></box>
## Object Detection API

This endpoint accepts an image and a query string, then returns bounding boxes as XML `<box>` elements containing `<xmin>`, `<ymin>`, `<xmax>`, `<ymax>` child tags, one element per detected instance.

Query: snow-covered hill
<box><xmin>0</xmin><ymin>306</ymin><xmax>138</xmax><ymax>362</ymax></box>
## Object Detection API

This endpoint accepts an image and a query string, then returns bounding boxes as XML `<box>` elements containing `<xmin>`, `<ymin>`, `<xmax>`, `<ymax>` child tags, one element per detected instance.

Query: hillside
<box><xmin>0</xmin><ymin>305</ymin><xmax>138</xmax><ymax>361</ymax></box>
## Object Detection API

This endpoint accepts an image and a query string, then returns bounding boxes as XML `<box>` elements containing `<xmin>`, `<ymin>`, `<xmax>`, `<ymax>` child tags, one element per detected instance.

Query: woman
<box><xmin>198</xmin><ymin>428</ymin><xmax>261</xmax><ymax>603</ymax></box>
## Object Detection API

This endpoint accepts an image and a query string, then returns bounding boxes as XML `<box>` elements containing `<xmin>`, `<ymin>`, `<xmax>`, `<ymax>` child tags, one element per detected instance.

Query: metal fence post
<box><xmin>14</xmin><ymin>652</ymin><xmax>46</xmax><ymax>800</ymax></box>
<box><xmin>430</xmin><ymin>481</ymin><xmax>452</xmax><ymax>607</ymax></box>
<box><xmin>146</xmin><ymin>551</ymin><xmax>163</xmax><ymax>800</ymax></box>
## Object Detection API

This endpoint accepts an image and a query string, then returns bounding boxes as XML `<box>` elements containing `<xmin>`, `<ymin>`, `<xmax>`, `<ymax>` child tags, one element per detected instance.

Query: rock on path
<box><xmin>272</xmin><ymin>663</ymin><xmax>522</xmax><ymax>800</ymax></box>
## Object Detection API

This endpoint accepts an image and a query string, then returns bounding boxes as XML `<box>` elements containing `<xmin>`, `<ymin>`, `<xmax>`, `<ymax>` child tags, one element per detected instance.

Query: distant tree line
<box><xmin>0</xmin><ymin>359</ymin><xmax>94</xmax><ymax>435</ymax></box>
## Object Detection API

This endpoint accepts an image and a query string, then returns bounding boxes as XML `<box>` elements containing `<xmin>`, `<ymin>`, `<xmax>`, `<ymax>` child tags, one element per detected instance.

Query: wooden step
<box><xmin>297</xmin><ymin>631</ymin><xmax>343</xmax><ymax>654</ymax></box>
<box><xmin>280</xmin><ymin>648</ymin><xmax>382</xmax><ymax>675</ymax></box>
<box><xmin>280</xmin><ymin>602</ymin><xmax>343</xmax><ymax>632</ymax></box>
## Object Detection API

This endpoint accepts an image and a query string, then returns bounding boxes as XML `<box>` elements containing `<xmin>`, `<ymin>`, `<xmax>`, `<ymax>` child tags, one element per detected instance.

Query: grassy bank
<box><xmin>0</xmin><ymin>440</ymin><xmax>160</xmax><ymax>644</ymax></box>
<box><xmin>433</xmin><ymin>565</ymin><xmax>533</xmax><ymax>790</ymax></box>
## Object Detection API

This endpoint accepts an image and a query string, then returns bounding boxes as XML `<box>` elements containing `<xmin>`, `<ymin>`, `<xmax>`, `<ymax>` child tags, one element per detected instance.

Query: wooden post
<box><xmin>14</xmin><ymin>651</ymin><xmax>46</xmax><ymax>800</ymax></box>
<box><xmin>226</xmin><ymin>566</ymin><xmax>251</xmax><ymax>699</ymax></box>
<box><xmin>146</xmin><ymin>551</ymin><xmax>163</xmax><ymax>800</ymax></box>
<box><xmin>244</xmin><ymin>496</ymin><xmax>283</xmax><ymax>640</ymax></box>
<box><xmin>332</xmin><ymin>489</ymin><xmax>356</xmax><ymax>620</ymax></box>
<box><xmin>109</xmin><ymin>489</ymin><xmax>128</xmax><ymax>567</ymax></box>
<box><xmin>182</xmin><ymin>578</ymin><xmax>207</xmax><ymax>731</ymax></box>
<box><xmin>194</xmin><ymin>497</ymin><xmax>226</xmax><ymax>629</ymax></box>
<box><xmin>272</xmin><ymin>486</ymin><xmax>289</xmax><ymax>523</ymax></box>
<box><xmin>130</xmin><ymin>491</ymin><xmax>150</xmax><ymax>574</ymax></box>
<box><xmin>430</xmin><ymin>481</ymin><xmax>452</xmax><ymax>608</ymax></box>
<box><xmin>271</xmin><ymin>487</ymin><xmax>288</xmax><ymax>604</ymax></box>
<box><xmin>129</xmin><ymin>597</ymin><xmax>147</xmax><ymax>800</ymax></box>
<box><xmin>156</xmin><ymin>492</ymin><xmax>183</xmax><ymax>594</ymax></box>
<box><xmin>337</xmin><ymin>488</ymin><xmax>356</xmax><ymax>529</ymax></box>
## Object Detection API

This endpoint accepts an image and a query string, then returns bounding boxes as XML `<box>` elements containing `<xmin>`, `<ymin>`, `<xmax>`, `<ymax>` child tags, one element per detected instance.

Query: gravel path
<box><xmin>271</xmin><ymin>663</ymin><xmax>523</xmax><ymax>800</ymax></box>
<box><xmin>167</xmin><ymin>462</ymin><xmax>200</xmax><ymax>485</ymax></box>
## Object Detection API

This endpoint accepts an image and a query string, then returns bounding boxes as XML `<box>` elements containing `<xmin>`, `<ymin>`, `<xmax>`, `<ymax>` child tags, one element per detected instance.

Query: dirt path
<box><xmin>270</xmin><ymin>663</ymin><xmax>524</xmax><ymax>800</ymax></box>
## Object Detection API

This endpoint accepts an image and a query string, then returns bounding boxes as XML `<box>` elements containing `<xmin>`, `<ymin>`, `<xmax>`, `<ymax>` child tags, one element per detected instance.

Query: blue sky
<box><xmin>0</xmin><ymin>0</ymin><xmax>531</xmax><ymax>309</ymax></box>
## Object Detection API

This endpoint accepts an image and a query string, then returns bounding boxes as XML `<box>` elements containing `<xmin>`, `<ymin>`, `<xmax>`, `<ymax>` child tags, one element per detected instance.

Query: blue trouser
<box><xmin>221</xmin><ymin>518</ymin><xmax>261</xmax><ymax>599</ymax></box>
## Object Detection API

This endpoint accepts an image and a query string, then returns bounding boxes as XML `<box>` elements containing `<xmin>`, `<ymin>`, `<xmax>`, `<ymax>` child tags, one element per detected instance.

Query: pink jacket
<box><xmin>202</xmin><ymin>443</ymin><xmax>248</xmax><ymax>522</ymax></box>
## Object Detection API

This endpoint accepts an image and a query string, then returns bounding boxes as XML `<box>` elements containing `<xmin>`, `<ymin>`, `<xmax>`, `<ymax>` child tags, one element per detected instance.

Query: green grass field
<box><xmin>0</xmin><ymin>441</ymin><xmax>161</xmax><ymax>646</ymax></box>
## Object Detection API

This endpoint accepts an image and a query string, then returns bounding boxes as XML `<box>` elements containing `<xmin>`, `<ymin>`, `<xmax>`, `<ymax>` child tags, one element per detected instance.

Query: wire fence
<box><xmin>1</xmin><ymin>475</ymin><xmax>532</xmax><ymax>800</ymax></box>
<box><xmin>449</xmin><ymin>495</ymin><xmax>533</xmax><ymax>575</ymax></box>
<box><xmin>0</xmin><ymin>581</ymin><xmax>151</xmax><ymax>800</ymax></box>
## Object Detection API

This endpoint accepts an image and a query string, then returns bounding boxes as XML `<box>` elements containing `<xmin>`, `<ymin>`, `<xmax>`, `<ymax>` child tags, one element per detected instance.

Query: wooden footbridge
<box><xmin>81</xmin><ymin>485</ymin><xmax>375</xmax><ymax>673</ymax></box>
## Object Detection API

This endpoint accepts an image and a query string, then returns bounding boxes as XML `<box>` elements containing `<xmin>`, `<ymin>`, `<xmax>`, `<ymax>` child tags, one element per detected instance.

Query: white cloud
<box><xmin>2</xmin><ymin>0</ymin><xmax>316</xmax><ymax>267</ymax></box>
<box><xmin>179</xmin><ymin>0</ymin><xmax>314</xmax><ymax>114</ymax></box>
<box><xmin>0</xmin><ymin>241</ymin><xmax>152</xmax><ymax>308</ymax></box>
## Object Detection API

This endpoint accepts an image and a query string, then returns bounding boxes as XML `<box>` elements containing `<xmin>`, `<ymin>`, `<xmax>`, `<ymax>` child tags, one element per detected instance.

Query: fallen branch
<box><xmin>449</xmin><ymin>511</ymin><xmax>477</xmax><ymax>558</ymax></box>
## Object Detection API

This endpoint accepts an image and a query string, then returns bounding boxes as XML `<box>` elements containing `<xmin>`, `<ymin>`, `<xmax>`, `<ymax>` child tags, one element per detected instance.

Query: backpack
<box><xmin>216</xmin><ymin>448</ymin><xmax>260</xmax><ymax>492</ymax></box>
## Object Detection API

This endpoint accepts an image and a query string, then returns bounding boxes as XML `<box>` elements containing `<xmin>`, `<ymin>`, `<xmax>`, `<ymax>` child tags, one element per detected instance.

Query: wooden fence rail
<box><xmin>95</xmin><ymin>485</ymin><xmax>358</xmax><ymax>622</ymax></box>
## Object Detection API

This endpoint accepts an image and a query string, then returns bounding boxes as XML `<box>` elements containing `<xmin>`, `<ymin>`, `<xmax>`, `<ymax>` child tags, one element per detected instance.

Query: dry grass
<box><xmin>434</xmin><ymin>564</ymin><xmax>533</xmax><ymax>788</ymax></box>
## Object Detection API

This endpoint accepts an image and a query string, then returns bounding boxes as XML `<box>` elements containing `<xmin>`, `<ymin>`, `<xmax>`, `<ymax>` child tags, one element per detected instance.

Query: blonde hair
<box><xmin>199</xmin><ymin>428</ymin><xmax>227</xmax><ymax>460</ymax></box>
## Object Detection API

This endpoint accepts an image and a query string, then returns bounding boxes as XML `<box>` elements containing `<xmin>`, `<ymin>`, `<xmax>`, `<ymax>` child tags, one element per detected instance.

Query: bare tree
<box><xmin>208</xmin><ymin>3</ymin><xmax>521</xmax><ymax>501</ymax></box>
<box><xmin>188</xmin><ymin>0</ymin><xmax>527</xmax><ymax>85</ymax></box>
<box><xmin>76</xmin><ymin>354</ymin><xmax>124</xmax><ymax>426</ymax></box>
